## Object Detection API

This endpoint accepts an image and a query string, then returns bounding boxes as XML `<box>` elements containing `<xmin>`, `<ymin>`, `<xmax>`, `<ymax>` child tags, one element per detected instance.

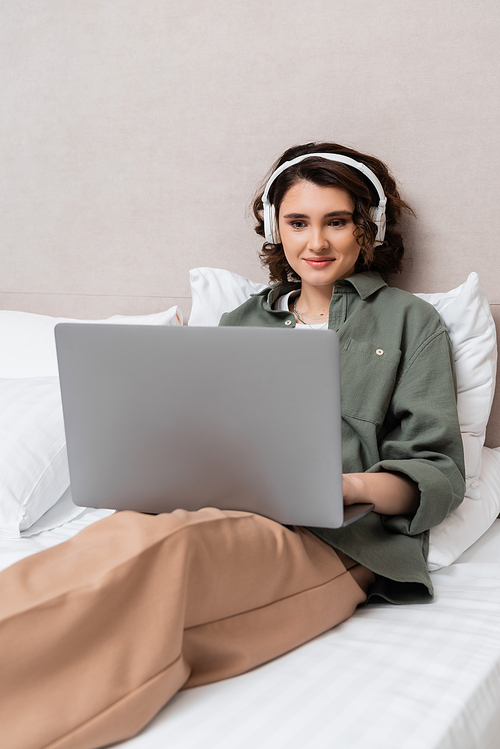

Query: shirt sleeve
<box><xmin>366</xmin><ymin>327</ymin><xmax>466</xmax><ymax>536</ymax></box>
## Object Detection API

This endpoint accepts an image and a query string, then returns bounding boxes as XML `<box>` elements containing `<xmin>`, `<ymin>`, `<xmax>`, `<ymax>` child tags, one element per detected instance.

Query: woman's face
<box><xmin>278</xmin><ymin>180</ymin><xmax>360</xmax><ymax>291</ymax></box>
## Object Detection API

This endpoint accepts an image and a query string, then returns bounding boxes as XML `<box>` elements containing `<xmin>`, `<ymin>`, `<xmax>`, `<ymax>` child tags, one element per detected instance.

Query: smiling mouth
<box><xmin>303</xmin><ymin>258</ymin><xmax>334</xmax><ymax>267</ymax></box>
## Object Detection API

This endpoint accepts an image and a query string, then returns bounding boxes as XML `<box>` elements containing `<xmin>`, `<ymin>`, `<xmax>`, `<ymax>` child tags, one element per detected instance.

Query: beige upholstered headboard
<box><xmin>1</xmin><ymin>2</ymin><xmax>499</xmax><ymax>444</ymax></box>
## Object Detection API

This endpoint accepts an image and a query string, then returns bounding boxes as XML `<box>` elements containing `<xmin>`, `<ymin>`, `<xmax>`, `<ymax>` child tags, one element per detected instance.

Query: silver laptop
<box><xmin>55</xmin><ymin>324</ymin><xmax>373</xmax><ymax>528</ymax></box>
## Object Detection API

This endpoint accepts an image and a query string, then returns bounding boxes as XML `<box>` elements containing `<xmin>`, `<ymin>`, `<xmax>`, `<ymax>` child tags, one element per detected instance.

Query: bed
<box><xmin>2</xmin><ymin>512</ymin><xmax>500</xmax><ymax>749</ymax></box>
<box><xmin>1</xmin><ymin>266</ymin><xmax>500</xmax><ymax>749</ymax></box>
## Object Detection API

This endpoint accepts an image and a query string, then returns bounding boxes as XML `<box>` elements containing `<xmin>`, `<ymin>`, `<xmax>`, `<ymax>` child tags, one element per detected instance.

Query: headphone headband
<box><xmin>262</xmin><ymin>152</ymin><xmax>387</xmax><ymax>246</ymax></box>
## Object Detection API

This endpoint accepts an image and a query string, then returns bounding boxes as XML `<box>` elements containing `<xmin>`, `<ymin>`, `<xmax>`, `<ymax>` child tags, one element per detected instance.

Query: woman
<box><xmin>1</xmin><ymin>143</ymin><xmax>465</xmax><ymax>749</ymax></box>
<box><xmin>220</xmin><ymin>142</ymin><xmax>465</xmax><ymax>603</ymax></box>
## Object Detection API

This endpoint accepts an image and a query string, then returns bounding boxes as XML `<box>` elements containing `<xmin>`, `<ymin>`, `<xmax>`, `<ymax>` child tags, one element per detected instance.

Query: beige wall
<box><xmin>1</xmin><ymin>1</ymin><xmax>499</xmax><ymax>309</ymax></box>
<box><xmin>1</xmin><ymin>1</ymin><xmax>499</xmax><ymax>442</ymax></box>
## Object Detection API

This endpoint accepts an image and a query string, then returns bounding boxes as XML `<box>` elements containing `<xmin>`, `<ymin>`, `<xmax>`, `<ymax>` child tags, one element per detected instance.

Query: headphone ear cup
<box><xmin>264</xmin><ymin>203</ymin><xmax>281</xmax><ymax>244</ymax></box>
<box><xmin>263</xmin><ymin>201</ymin><xmax>274</xmax><ymax>243</ymax></box>
<box><xmin>270</xmin><ymin>205</ymin><xmax>281</xmax><ymax>244</ymax></box>
<box><xmin>370</xmin><ymin>205</ymin><xmax>387</xmax><ymax>247</ymax></box>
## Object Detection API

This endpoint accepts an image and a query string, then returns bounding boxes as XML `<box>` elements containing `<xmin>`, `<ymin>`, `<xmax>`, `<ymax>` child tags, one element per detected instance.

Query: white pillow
<box><xmin>415</xmin><ymin>273</ymin><xmax>497</xmax><ymax>501</ymax></box>
<box><xmin>0</xmin><ymin>306</ymin><xmax>182</xmax><ymax>378</ymax></box>
<box><xmin>188</xmin><ymin>267</ymin><xmax>499</xmax><ymax>566</ymax></box>
<box><xmin>19</xmin><ymin>486</ymin><xmax>84</xmax><ymax>537</ymax></box>
<box><xmin>428</xmin><ymin>446</ymin><xmax>500</xmax><ymax>570</ymax></box>
<box><xmin>0</xmin><ymin>378</ymin><xmax>70</xmax><ymax>538</ymax></box>
<box><xmin>188</xmin><ymin>268</ymin><xmax>266</xmax><ymax>327</ymax></box>
<box><xmin>19</xmin><ymin>487</ymin><xmax>113</xmax><ymax>538</ymax></box>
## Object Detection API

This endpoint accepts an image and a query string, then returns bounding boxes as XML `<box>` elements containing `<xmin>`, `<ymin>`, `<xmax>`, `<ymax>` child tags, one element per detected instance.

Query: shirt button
<box><xmin>376</xmin><ymin>349</ymin><xmax>384</xmax><ymax>356</ymax></box>
<box><xmin>285</xmin><ymin>320</ymin><xmax>292</xmax><ymax>326</ymax></box>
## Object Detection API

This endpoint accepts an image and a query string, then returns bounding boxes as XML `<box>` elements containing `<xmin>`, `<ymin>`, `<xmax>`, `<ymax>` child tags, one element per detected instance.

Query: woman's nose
<box><xmin>307</xmin><ymin>226</ymin><xmax>329</xmax><ymax>252</ymax></box>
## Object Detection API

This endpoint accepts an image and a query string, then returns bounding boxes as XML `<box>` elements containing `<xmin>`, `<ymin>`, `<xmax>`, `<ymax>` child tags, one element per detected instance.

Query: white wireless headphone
<box><xmin>262</xmin><ymin>152</ymin><xmax>387</xmax><ymax>246</ymax></box>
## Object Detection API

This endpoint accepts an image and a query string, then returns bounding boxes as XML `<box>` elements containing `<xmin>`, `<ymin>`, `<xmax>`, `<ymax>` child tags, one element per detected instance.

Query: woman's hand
<box><xmin>342</xmin><ymin>472</ymin><xmax>420</xmax><ymax>516</ymax></box>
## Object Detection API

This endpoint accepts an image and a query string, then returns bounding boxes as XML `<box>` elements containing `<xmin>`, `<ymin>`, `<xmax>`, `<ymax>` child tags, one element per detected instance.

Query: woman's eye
<box><xmin>330</xmin><ymin>219</ymin><xmax>346</xmax><ymax>228</ymax></box>
<box><xmin>290</xmin><ymin>221</ymin><xmax>306</xmax><ymax>229</ymax></box>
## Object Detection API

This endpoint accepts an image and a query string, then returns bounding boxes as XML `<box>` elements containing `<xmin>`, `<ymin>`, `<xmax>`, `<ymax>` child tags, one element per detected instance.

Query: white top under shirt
<box><xmin>274</xmin><ymin>290</ymin><xmax>329</xmax><ymax>329</ymax></box>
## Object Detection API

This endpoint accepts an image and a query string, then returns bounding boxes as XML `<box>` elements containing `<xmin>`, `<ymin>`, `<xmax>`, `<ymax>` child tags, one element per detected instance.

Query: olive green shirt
<box><xmin>220</xmin><ymin>272</ymin><xmax>465</xmax><ymax>604</ymax></box>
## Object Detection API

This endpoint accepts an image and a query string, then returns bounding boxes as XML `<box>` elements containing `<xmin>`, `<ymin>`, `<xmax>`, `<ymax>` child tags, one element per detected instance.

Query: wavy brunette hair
<box><xmin>253</xmin><ymin>142</ymin><xmax>414</xmax><ymax>284</ymax></box>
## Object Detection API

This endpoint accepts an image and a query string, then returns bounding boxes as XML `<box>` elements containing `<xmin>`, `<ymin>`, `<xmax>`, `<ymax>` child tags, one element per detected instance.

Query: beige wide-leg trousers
<box><xmin>0</xmin><ymin>508</ymin><xmax>375</xmax><ymax>749</ymax></box>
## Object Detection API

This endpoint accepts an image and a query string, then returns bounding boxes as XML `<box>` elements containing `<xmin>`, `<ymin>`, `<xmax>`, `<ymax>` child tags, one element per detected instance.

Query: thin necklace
<box><xmin>293</xmin><ymin>298</ymin><xmax>328</xmax><ymax>322</ymax></box>
<box><xmin>293</xmin><ymin>299</ymin><xmax>328</xmax><ymax>329</ymax></box>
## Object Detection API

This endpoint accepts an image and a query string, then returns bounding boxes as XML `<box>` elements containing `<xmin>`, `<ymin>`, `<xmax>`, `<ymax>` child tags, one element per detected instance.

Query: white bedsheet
<box><xmin>2</xmin><ymin>515</ymin><xmax>500</xmax><ymax>749</ymax></box>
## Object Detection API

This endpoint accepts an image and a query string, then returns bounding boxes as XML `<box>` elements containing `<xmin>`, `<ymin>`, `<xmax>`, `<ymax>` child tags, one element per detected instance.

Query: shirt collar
<box><xmin>340</xmin><ymin>272</ymin><xmax>387</xmax><ymax>300</ymax></box>
<box><xmin>252</xmin><ymin>281</ymin><xmax>300</xmax><ymax>310</ymax></box>
<box><xmin>254</xmin><ymin>272</ymin><xmax>387</xmax><ymax>307</ymax></box>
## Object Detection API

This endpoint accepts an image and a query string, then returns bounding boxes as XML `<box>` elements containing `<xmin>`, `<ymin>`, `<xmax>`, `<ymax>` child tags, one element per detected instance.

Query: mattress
<box><xmin>2</xmin><ymin>513</ymin><xmax>500</xmax><ymax>749</ymax></box>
